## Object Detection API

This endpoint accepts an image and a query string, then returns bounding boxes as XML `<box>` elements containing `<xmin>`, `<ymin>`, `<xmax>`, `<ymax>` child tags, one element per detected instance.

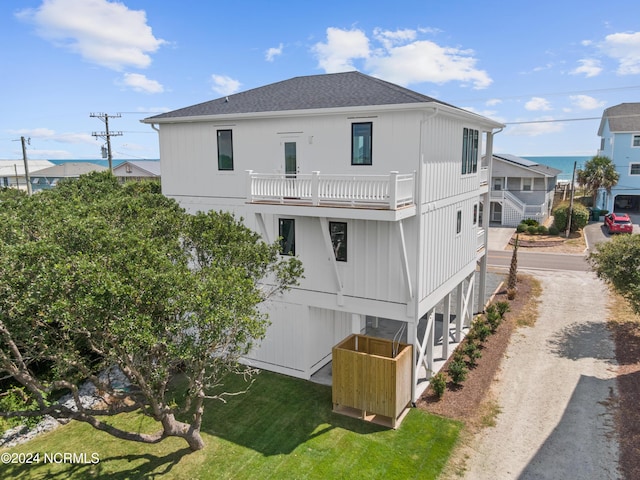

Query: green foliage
<box><xmin>552</xmin><ymin>202</ymin><xmax>589</xmax><ymax>232</ymax></box>
<box><xmin>495</xmin><ymin>301</ymin><xmax>511</xmax><ymax>317</ymax></box>
<box><xmin>0</xmin><ymin>171</ymin><xmax>303</xmax><ymax>450</ymax></box>
<box><xmin>576</xmin><ymin>155</ymin><xmax>619</xmax><ymax>205</ymax></box>
<box><xmin>536</xmin><ymin>225</ymin><xmax>548</xmax><ymax>235</ymax></box>
<box><xmin>521</xmin><ymin>218</ymin><xmax>539</xmax><ymax>227</ymax></box>
<box><xmin>516</xmin><ymin>223</ymin><xmax>527</xmax><ymax>233</ymax></box>
<box><xmin>508</xmin><ymin>235</ymin><xmax>519</xmax><ymax>290</ymax></box>
<box><xmin>471</xmin><ymin>318</ymin><xmax>492</xmax><ymax>342</ymax></box>
<box><xmin>589</xmin><ymin>234</ymin><xmax>640</xmax><ymax>314</ymax></box>
<box><xmin>526</xmin><ymin>225</ymin><xmax>538</xmax><ymax>235</ymax></box>
<box><xmin>548</xmin><ymin>225</ymin><xmax>560</xmax><ymax>236</ymax></box>
<box><xmin>462</xmin><ymin>340</ymin><xmax>482</xmax><ymax>368</ymax></box>
<box><xmin>0</xmin><ymin>387</ymin><xmax>42</xmax><ymax>433</ymax></box>
<box><xmin>430</xmin><ymin>372</ymin><xmax>447</xmax><ymax>399</ymax></box>
<box><xmin>448</xmin><ymin>359</ymin><xmax>468</xmax><ymax>385</ymax></box>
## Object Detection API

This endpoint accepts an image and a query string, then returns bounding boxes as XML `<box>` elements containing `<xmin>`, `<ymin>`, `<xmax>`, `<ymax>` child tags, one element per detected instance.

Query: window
<box><xmin>456</xmin><ymin>210</ymin><xmax>462</xmax><ymax>234</ymax></box>
<box><xmin>352</xmin><ymin>122</ymin><xmax>372</xmax><ymax>165</ymax></box>
<box><xmin>329</xmin><ymin>222</ymin><xmax>347</xmax><ymax>262</ymax></box>
<box><xmin>473</xmin><ymin>204</ymin><xmax>478</xmax><ymax>225</ymax></box>
<box><xmin>461</xmin><ymin>128</ymin><xmax>479</xmax><ymax>174</ymax></box>
<box><xmin>522</xmin><ymin>178</ymin><xmax>533</xmax><ymax>191</ymax></box>
<box><xmin>217</xmin><ymin>129</ymin><xmax>233</xmax><ymax>170</ymax></box>
<box><xmin>279</xmin><ymin>219</ymin><xmax>295</xmax><ymax>256</ymax></box>
<box><xmin>630</xmin><ymin>163</ymin><xmax>640</xmax><ymax>175</ymax></box>
<box><xmin>633</xmin><ymin>134</ymin><xmax>640</xmax><ymax>147</ymax></box>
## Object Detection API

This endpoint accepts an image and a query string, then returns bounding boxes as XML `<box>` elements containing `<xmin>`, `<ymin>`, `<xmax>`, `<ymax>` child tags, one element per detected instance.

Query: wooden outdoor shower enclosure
<box><xmin>332</xmin><ymin>334</ymin><xmax>413</xmax><ymax>428</ymax></box>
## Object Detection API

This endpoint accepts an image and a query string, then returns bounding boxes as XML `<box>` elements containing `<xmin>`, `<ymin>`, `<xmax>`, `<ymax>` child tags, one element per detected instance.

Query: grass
<box><xmin>513</xmin><ymin>275</ymin><xmax>542</xmax><ymax>327</ymax></box>
<box><xmin>2</xmin><ymin>371</ymin><xmax>461</xmax><ymax>479</ymax></box>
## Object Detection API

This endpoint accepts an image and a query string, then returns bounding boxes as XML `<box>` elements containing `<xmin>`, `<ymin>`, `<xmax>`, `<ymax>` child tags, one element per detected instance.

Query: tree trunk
<box><xmin>162</xmin><ymin>413</ymin><xmax>205</xmax><ymax>451</ymax></box>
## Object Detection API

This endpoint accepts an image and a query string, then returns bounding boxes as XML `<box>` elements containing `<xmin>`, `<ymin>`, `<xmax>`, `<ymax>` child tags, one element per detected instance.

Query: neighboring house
<box><xmin>30</xmin><ymin>162</ymin><xmax>107</xmax><ymax>191</ymax></box>
<box><xmin>112</xmin><ymin>160</ymin><xmax>161</xmax><ymax>183</ymax></box>
<box><xmin>486</xmin><ymin>154</ymin><xmax>560</xmax><ymax>226</ymax></box>
<box><xmin>142</xmin><ymin>71</ymin><xmax>504</xmax><ymax>402</ymax></box>
<box><xmin>597</xmin><ymin>102</ymin><xmax>640</xmax><ymax>212</ymax></box>
<box><xmin>0</xmin><ymin>159</ymin><xmax>54</xmax><ymax>190</ymax></box>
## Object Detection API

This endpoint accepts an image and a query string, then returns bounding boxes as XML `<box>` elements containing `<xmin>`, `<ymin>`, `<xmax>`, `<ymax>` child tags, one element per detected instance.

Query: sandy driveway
<box><xmin>461</xmin><ymin>270</ymin><xmax>620</xmax><ymax>480</ymax></box>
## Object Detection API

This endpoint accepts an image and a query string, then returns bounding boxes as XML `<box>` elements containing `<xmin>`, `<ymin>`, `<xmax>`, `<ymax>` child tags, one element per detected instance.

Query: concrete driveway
<box><xmin>584</xmin><ymin>212</ymin><xmax>640</xmax><ymax>251</ymax></box>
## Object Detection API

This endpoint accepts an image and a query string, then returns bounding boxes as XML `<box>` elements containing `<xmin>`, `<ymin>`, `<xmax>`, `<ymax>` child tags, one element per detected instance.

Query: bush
<box><xmin>463</xmin><ymin>340</ymin><xmax>482</xmax><ymax>367</ymax></box>
<box><xmin>525</xmin><ymin>225</ymin><xmax>537</xmax><ymax>235</ymax></box>
<box><xmin>448</xmin><ymin>359</ymin><xmax>468</xmax><ymax>385</ymax></box>
<box><xmin>536</xmin><ymin>225</ymin><xmax>548</xmax><ymax>235</ymax></box>
<box><xmin>521</xmin><ymin>218</ymin><xmax>539</xmax><ymax>227</ymax></box>
<box><xmin>430</xmin><ymin>372</ymin><xmax>446</xmax><ymax>399</ymax></box>
<box><xmin>600</xmin><ymin>209</ymin><xmax>609</xmax><ymax>216</ymax></box>
<box><xmin>548</xmin><ymin>225</ymin><xmax>560</xmax><ymax>236</ymax></box>
<box><xmin>553</xmin><ymin>202</ymin><xmax>589</xmax><ymax>232</ymax></box>
<box><xmin>495</xmin><ymin>301</ymin><xmax>511</xmax><ymax>317</ymax></box>
<box><xmin>516</xmin><ymin>223</ymin><xmax>527</xmax><ymax>233</ymax></box>
<box><xmin>471</xmin><ymin>318</ymin><xmax>492</xmax><ymax>342</ymax></box>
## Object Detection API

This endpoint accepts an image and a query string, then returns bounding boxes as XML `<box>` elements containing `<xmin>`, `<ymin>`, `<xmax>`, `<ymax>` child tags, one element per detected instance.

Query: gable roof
<box><xmin>0</xmin><ymin>160</ymin><xmax>54</xmax><ymax>176</ymax></box>
<box><xmin>113</xmin><ymin>161</ymin><xmax>161</xmax><ymax>176</ymax></box>
<box><xmin>492</xmin><ymin>154</ymin><xmax>561</xmax><ymax>177</ymax></box>
<box><xmin>31</xmin><ymin>162</ymin><xmax>107</xmax><ymax>178</ymax></box>
<box><xmin>143</xmin><ymin>71</ymin><xmax>467</xmax><ymax>122</ymax></box>
<box><xmin>598</xmin><ymin>103</ymin><xmax>640</xmax><ymax>135</ymax></box>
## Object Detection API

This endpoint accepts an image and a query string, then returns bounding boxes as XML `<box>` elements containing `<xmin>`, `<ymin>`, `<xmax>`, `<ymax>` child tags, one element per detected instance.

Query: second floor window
<box><xmin>329</xmin><ymin>222</ymin><xmax>347</xmax><ymax>262</ymax></box>
<box><xmin>352</xmin><ymin>122</ymin><xmax>372</xmax><ymax>165</ymax></box>
<box><xmin>279</xmin><ymin>218</ymin><xmax>295</xmax><ymax>256</ymax></box>
<box><xmin>633</xmin><ymin>134</ymin><xmax>640</xmax><ymax>147</ymax></box>
<box><xmin>462</xmin><ymin>128</ymin><xmax>479</xmax><ymax>174</ymax></box>
<box><xmin>522</xmin><ymin>178</ymin><xmax>533</xmax><ymax>191</ymax></box>
<box><xmin>217</xmin><ymin>130</ymin><xmax>233</xmax><ymax>170</ymax></box>
<box><xmin>630</xmin><ymin>163</ymin><xmax>640</xmax><ymax>175</ymax></box>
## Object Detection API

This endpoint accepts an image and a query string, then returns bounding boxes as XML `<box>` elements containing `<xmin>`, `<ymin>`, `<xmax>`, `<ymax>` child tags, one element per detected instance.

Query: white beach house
<box><xmin>142</xmin><ymin>72</ymin><xmax>504</xmax><ymax>402</ymax></box>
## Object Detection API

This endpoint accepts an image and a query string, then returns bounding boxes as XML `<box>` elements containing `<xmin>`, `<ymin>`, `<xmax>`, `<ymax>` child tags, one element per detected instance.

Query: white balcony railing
<box><xmin>246</xmin><ymin>170</ymin><xmax>415</xmax><ymax>210</ymax></box>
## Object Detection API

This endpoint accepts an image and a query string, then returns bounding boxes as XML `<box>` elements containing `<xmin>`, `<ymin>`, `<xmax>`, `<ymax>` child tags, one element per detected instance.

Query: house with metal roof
<box><xmin>112</xmin><ymin>160</ymin><xmax>161</xmax><ymax>183</ymax></box>
<box><xmin>143</xmin><ymin>71</ymin><xmax>504</xmax><ymax>414</ymax></box>
<box><xmin>597</xmin><ymin>103</ymin><xmax>640</xmax><ymax>212</ymax></box>
<box><xmin>485</xmin><ymin>153</ymin><xmax>561</xmax><ymax>226</ymax></box>
<box><xmin>0</xmin><ymin>159</ymin><xmax>54</xmax><ymax>190</ymax></box>
<box><xmin>30</xmin><ymin>162</ymin><xmax>107</xmax><ymax>192</ymax></box>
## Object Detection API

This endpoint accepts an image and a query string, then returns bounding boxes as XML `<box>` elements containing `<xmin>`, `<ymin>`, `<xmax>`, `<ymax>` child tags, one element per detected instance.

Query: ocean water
<box><xmin>522</xmin><ymin>156</ymin><xmax>592</xmax><ymax>182</ymax></box>
<box><xmin>50</xmin><ymin>159</ymin><xmax>159</xmax><ymax>168</ymax></box>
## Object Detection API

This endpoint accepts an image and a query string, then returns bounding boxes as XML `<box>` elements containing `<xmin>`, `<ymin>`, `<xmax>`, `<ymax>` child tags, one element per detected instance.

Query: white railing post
<box><xmin>245</xmin><ymin>170</ymin><xmax>254</xmax><ymax>202</ymax></box>
<box><xmin>311</xmin><ymin>171</ymin><xmax>320</xmax><ymax>206</ymax></box>
<box><xmin>389</xmin><ymin>171</ymin><xmax>399</xmax><ymax>210</ymax></box>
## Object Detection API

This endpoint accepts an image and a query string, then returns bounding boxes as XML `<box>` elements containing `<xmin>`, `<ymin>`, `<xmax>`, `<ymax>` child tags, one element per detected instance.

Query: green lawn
<box><xmin>2</xmin><ymin>372</ymin><xmax>461</xmax><ymax>479</ymax></box>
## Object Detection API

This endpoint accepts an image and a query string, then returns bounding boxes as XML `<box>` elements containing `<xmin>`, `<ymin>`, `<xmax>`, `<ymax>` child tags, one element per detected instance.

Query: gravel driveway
<box><xmin>462</xmin><ymin>270</ymin><xmax>620</xmax><ymax>480</ymax></box>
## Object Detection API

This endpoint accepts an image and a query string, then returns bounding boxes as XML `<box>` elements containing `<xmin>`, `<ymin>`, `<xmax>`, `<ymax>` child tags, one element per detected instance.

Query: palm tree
<box><xmin>576</xmin><ymin>155</ymin><xmax>619</xmax><ymax>208</ymax></box>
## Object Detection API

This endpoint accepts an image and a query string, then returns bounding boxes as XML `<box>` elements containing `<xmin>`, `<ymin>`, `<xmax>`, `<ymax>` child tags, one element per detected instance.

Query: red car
<box><xmin>604</xmin><ymin>213</ymin><xmax>634</xmax><ymax>234</ymax></box>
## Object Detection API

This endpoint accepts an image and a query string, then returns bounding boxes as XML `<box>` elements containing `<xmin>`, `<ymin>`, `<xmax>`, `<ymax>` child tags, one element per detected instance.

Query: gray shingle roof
<box><xmin>598</xmin><ymin>102</ymin><xmax>640</xmax><ymax>135</ymax></box>
<box><xmin>31</xmin><ymin>162</ymin><xmax>107</xmax><ymax>178</ymax></box>
<box><xmin>493</xmin><ymin>153</ymin><xmax>562</xmax><ymax>177</ymax></box>
<box><xmin>144</xmin><ymin>71</ymin><xmax>453</xmax><ymax>121</ymax></box>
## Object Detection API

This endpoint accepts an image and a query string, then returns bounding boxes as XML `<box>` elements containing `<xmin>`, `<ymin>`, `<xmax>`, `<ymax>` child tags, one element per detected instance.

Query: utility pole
<box><xmin>90</xmin><ymin>113</ymin><xmax>122</xmax><ymax>172</ymax></box>
<box><xmin>20</xmin><ymin>136</ymin><xmax>32</xmax><ymax>196</ymax></box>
<box><xmin>565</xmin><ymin>160</ymin><xmax>577</xmax><ymax>239</ymax></box>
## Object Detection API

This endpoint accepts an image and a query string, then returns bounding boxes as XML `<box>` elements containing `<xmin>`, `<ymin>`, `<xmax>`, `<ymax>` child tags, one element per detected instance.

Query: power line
<box><xmin>90</xmin><ymin>113</ymin><xmax>123</xmax><ymax>172</ymax></box>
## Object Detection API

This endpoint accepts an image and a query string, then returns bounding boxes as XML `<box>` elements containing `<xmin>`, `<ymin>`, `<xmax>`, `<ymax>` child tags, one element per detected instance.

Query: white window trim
<box><xmin>521</xmin><ymin>177</ymin><xmax>533</xmax><ymax>191</ymax></box>
<box><xmin>456</xmin><ymin>209</ymin><xmax>462</xmax><ymax>235</ymax></box>
<box><xmin>632</xmin><ymin>133</ymin><xmax>640</xmax><ymax>148</ymax></box>
<box><xmin>629</xmin><ymin>163</ymin><xmax>640</xmax><ymax>176</ymax></box>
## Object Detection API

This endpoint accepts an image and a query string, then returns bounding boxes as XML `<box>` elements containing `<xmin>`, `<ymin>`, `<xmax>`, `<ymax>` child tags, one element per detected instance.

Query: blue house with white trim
<box><xmin>597</xmin><ymin>103</ymin><xmax>640</xmax><ymax>212</ymax></box>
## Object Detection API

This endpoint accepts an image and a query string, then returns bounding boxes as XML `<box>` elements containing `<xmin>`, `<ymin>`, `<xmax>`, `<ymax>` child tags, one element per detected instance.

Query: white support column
<box><xmin>318</xmin><ymin>217</ymin><xmax>344</xmax><ymax>306</ymax></box>
<box><xmin>442</xmin><ymin>293</ymin><xmax>451</xmax><ymax>359</ymax></box>
<box><xmin>455</xmin><ymin>281</ymin><xmax>464</xmax><ymax>342</ymax></box>
<box><xmin>351</xmin><ymin>313</ymin><xmax>362</xmax><ymax>334</ymax></box>
<box><xmin>408</xmin><ymin>322</ymin><xmax>418</xmax><ymax>403</ymax></box>
<box><xmin>254</xmin><ymin>212</ymin><xmax>271</xmax><ymax>244</ymax></box>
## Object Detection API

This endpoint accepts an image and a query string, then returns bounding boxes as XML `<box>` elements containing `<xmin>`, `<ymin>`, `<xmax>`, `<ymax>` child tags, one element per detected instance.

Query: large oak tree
<box><xmin>0</xmin><ymin>173</ymin><xmax>302</xmax><ymax>450</ymax></box>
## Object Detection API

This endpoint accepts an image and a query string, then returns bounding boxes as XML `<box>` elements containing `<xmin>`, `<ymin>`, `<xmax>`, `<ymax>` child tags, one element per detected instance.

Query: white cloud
<box><xmin>486</xmin><ymin>98</ymin><xmax>502</xmax><ymax>106</ymax></box>
<box><xmin>312</xmin><ymin>27</ymin><xmax>370</xmax><ymax>72</ymax></box>
<box><xmin>17</xmin><ymin>0</ymin><xmax>165</xmax><ymax>71</ymax></box>
<box><xmin>121</xmin><ymin>73</ymin><xmax>164</xmax><ymax>93</ymax></box>
<box><xmin>9</xmin><ymin>128</ymin><xmax>96</xmax><ymax>145</ymax></box>
<box><xmin>600</xmin><ymin>31</ymin><xmax>640</xmax><ymax>75</ymax></box>
<box><xmin>211</xmin><ymin>75</ymin><xmax>241</xmax><ymax>96</ymax></box>
<box><xmin>571</xmin><ymin>58</ymin><xmax>602</xmax><ymax>77</ymax></box>
<box><xmin>525</xmin><ymin>97</ymin><xmax>552</xmax><ymax>111</ymax></box>
<box><xmin>505</xmin><ymin>118</ymin><xmax>565</xmax><ymax>137</ymax></box>
<box><xmin>312</xmin><ymin>27</ymin><xmax>491</xmax><ymax>89</ymax></box>
<box><xmin>265</xmin><ymin>43</ymin><xmax>284</xmax><ymax>62</ymax></box>
<box><xmin>569</xmin><ymin>94</ymin><xmax>606</xmax><ymax>110</ymax></box>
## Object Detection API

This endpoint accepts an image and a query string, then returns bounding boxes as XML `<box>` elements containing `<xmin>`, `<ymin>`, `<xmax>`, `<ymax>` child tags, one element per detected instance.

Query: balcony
<box><xmin>245</xmin><ymin>170</ymin><xmax>416</xmax><ymax>221</ymax></box>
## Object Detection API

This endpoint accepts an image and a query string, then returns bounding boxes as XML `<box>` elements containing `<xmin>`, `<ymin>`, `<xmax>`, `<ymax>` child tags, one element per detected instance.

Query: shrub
<box><xmin>516</xmin><ymin>223</ymin><xmax>527</xmax><ymax>233</ymax></box>
<box><xmin>553</xmin><ymin>202</ymin><xmax>589</xmax><ymax>232</ymax></box>
<box><xmin>548</xmin><ymin>225</ymin><xmax>560</xmax><ymax>236</ymax></box>
<box><xmin>472</xmin><ymin>318</ymin><xmax>492</xmax><ymax>342</ymax></box>
<box><xmin>486</xmin><ymin>309</ymin><xmax>502</xmax><ymax>332</ymax></box>
<box><xmin>495</xmin><ymin>301</ymin><xmax>511</xmax><ymax>317</ymax></box>
<box><xmin>537</xmin><ymin>225</ymin><xmax>548</xmax><ymax>234</ymax></box>
<box><xmin>463</xmin><ymin>340</ymin><xmax>482</xmax><ymax>367</ymax></box>
<box><xmin>448</xmin><ymin>359</ymin><xmax>468</xmax><ymax>385</ymax></box>
<box><xmin>430</xmin><ymin>372</ymin><xmax>446</xmax><ymax>399</ymax></box>
<box><xmin>526</xmin><ymin>225</ymin><xmax>538</xmax><ymax>235</ymax></box>
<box><xmin>521</xmin><ymin>218</ymin><xmax>539</xmax><ymax>226</ymax></box>
<box><xmin>600</xmin><ymin>209</ymin><xmax>609</xmax><ymax>216</ymax></box>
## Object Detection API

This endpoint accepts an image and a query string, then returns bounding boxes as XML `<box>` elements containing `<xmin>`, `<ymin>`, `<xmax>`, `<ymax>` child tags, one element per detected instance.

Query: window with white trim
<box><xmin>329</xmin><ymin>222</ymin><xmax>347</xmax><ymax>262</ymax></box>
<box><xmin>633</xmin><ymin>134</ymin><xmax>640</xmax><ymax>147</ymax></box>
<box><xmin>522</xmin><ymin>177</ymin><xmax>533</xmax><ymax>191</ymax></box>
<box><xmin>461</xmin><ymin>128</ymin><xmax>479</xmax><ymax>174</ymax></box>
<box><xmin>279</xmin><ymin>218</ymin><xmax>295</xmax><ymax>256</ymax></box>
<box><xmin>351</xmin><ymin>122</ymin><xmax>372</xmax><ymax>165</ymax></box>
<box><xmin>630</xmin><ymin>163</ymin><xmax>640</xmax><ymax>175</ymax></box>
<box><xmin>456</xmin><ymin>210</ymin><xmax>462</xmax><ymax>234</ymax></box>
<box><xmin>217</xmin><ymin>129</ymin><xmax>233</xmax><ymax>170</ymax></box>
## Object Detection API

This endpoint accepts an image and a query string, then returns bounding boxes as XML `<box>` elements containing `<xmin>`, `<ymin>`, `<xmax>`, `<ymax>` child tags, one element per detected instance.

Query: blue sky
<box><xmin>1</xmin><ymin>0</ymin><xmax>640</xmax><ymax>161</ymax></box>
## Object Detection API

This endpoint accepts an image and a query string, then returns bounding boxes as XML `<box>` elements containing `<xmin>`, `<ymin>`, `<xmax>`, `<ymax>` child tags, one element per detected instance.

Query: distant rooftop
<box><xmin>598</xmin><ymin>102</ymin><xmax>640</xmax><ymax>135</ymax></box>
<box><xmin>31</xmin><ymin>162</ymin><xmax>107</xmax><ymax>178</ymax></box>
<box><xmin>493</xmin><ymin>153</ymin><xmax>562</xmax><ymax>177</ymax></box>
